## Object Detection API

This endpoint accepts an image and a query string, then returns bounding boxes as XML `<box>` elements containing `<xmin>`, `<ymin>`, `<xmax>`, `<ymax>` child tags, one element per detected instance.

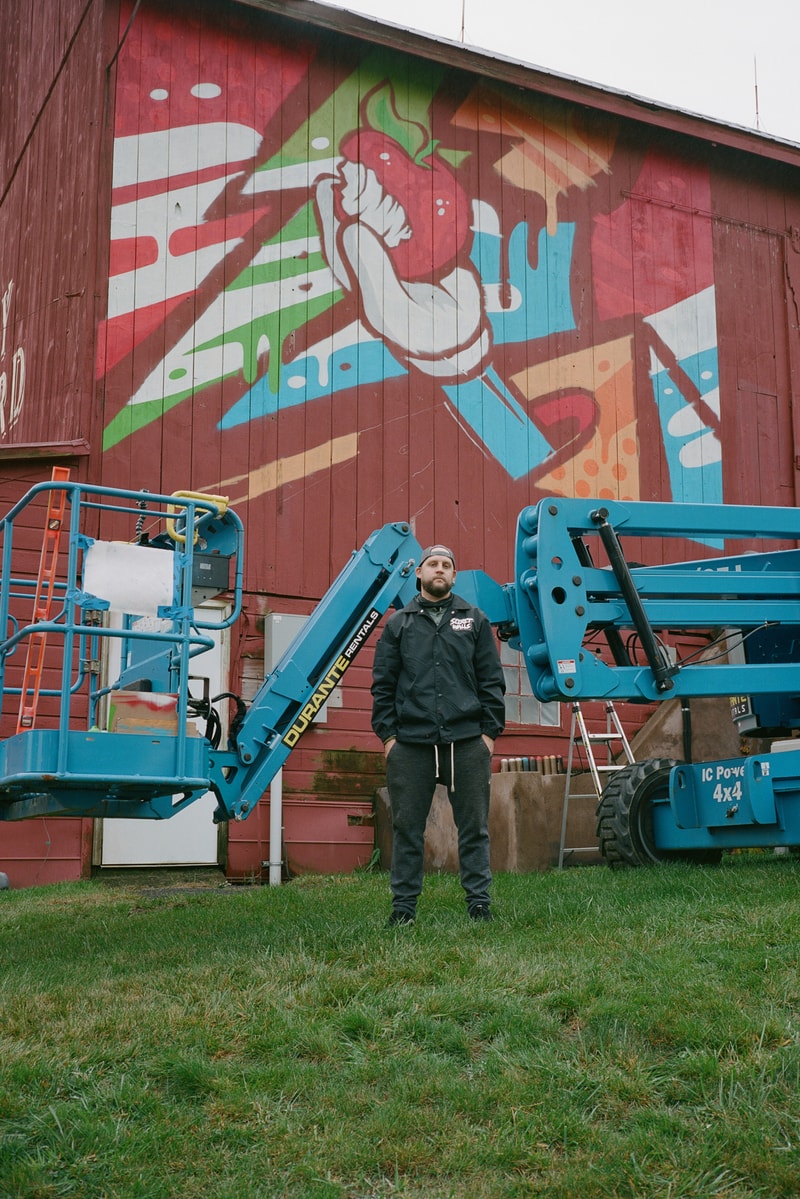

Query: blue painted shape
<box><xmin>650</xmin><ymin>345</ymin><xmax>722</xmax><ymax>519</ymax></box>
<box><xmin>444</xmin><ymin>367</ymin><xmax>553</xmax><ymax>480</ymax></box>
<box><xmin>471</xmin><ymin>221</ymin><xmax>576</xmax><ymax>345</ymax></box>
<box><xmin>219</xmin><ymin>338</ymin><xmax>407</xmax><ymax>429</ymax></box>
<box><xmin>224</xmin><ymin>349</ymin><xmax>555</xmax><ymax>481</ymax></box>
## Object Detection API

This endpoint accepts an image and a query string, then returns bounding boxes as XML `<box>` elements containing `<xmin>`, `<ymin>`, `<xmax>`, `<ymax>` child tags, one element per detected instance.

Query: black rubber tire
<box><xmin>596</xmin><ymin>758</ymin><xmax>723</xmax><ymax>868</ymax></box>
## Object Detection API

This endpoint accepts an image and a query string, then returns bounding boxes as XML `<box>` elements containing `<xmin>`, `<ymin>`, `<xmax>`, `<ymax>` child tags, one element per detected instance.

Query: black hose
<box><xmin>212</xmin><ymin>691</ymin><xmax>248</xmax><ymax>749</ymax></box>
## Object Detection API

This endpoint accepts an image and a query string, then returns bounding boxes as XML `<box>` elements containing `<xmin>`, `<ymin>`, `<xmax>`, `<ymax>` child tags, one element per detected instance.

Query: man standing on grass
<box><xmin>371</xmin><ymin>544</ymin><xmax>506</xmax><ymax>926</ymax></box>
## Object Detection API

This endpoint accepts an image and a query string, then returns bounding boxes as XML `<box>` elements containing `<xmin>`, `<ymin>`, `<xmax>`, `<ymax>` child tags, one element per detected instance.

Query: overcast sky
<box><xmin>322</xmin><ymin>0</ymin><xmax>800</xmax><ymax>146</ymax></box>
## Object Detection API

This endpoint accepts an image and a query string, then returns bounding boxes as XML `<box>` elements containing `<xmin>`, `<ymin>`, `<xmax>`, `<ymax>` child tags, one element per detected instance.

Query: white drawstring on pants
<box><xmin>434</xmin><ymin>743</ymin><xmax>455</xmax><ymax>790</ymax></box>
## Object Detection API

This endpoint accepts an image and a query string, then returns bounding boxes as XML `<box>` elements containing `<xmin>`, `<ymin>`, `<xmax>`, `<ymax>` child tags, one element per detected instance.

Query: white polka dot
<box><xmin>679</xmin><ymin>430</ymin><xmax>721</xmax><ymax>468</ymax></box>
<box><xmin>191</xmin><ymin>83</ymin><xmax>222</xmax><ymax>100</ymax></box>
<box><xmin>150</xmin><ymin>88</ymin><xmax>169</xmax><ymax>101</ymax></box>
<box><xmin>312</xmin><ymin>136</ymin><xmax>330</xmax><ymax>150</ymax></box>
<box><xmin>287</xmin><ymin>375</ymin><xmax>306</xmax><ymax>390</ymax></box>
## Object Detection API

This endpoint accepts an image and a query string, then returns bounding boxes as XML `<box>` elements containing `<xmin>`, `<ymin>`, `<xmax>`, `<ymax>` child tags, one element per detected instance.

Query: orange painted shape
<box><xmin>511</xmin><ymin>337</ymin><xmax>640</xmax><ymax>501</ymax></box>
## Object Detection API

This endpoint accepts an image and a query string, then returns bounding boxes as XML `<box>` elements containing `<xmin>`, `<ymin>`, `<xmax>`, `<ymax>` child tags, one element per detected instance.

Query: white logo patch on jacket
<box><xmin>450</xmin><ymin>617</ymin><xmax>474</xmax><ymax>631</ymax></box>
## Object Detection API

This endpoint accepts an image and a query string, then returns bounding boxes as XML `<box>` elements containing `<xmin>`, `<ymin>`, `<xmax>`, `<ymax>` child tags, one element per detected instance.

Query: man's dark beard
<box><xmin>424</xmin><ymin>578</ymin><xmax>453</xmax><ymax>598</ymax></box>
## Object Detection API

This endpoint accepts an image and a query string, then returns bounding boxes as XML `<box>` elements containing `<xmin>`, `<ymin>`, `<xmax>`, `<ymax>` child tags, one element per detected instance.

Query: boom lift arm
<box><xmin>206</xmin><ymin>521</ymin><xmax>422</xmax><ymax>822</ymax></box>
<box><xmin>514</xmin><ymin>498</ymin><xmax>800</xmax><ymax>865</ymax></box>
<box><xmin>513</xmin><ymin>497</ymin><xmax>800</xmax><ymax>705</ymax></box>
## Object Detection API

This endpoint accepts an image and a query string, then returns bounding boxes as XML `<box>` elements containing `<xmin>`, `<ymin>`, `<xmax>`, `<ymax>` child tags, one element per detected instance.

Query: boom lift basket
<box><xmin>0</xmin><ymin>480</ymin><xmax>242</xmax><ymax>821</ymax></box>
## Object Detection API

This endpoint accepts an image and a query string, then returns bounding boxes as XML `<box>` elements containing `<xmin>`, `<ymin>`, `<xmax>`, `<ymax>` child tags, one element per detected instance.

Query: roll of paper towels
<box><xmin>83</xmin><ymin>541</ymin><xmax>175</xmax><ymax>616</ymax></box>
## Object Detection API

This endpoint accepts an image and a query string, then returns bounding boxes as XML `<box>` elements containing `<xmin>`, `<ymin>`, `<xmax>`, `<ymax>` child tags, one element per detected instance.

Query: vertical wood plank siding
<box><xmin>2</xmin><ymin>0</ymin><xmax>800</xmax><ymax>880</ymax></box>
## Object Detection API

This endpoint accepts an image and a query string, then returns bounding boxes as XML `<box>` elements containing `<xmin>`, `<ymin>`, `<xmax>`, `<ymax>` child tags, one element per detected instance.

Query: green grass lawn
<box><xmin>1</xmin><ymin>856</ymin><xmax>799</xmax><ymax>1198</ymax></box>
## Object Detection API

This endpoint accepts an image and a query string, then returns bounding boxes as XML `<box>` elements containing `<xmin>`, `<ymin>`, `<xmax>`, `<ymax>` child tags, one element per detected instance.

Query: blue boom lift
<box><xmin>1</xmin><ymin>481</ymin><xmax>800</xmax><ymax>869</ymax></box>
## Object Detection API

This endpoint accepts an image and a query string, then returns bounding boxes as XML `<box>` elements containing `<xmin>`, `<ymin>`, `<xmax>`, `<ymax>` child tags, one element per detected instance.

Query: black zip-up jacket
<box><xmin>371</xmin><ymin>593</ymin><xmax>506</xmax><ymax>746</ymax></box>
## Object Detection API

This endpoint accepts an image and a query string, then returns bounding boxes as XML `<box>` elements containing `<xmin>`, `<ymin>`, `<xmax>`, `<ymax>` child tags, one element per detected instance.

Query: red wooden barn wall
<box><xmin>0</xmin><ymin>1</ymin><xmax>112</xmax><ymax>884</ymax></box>
<box><xmin>2</xmin><ymin>0</ymin><xmax>800</xmax><ymax>882</ymax></box>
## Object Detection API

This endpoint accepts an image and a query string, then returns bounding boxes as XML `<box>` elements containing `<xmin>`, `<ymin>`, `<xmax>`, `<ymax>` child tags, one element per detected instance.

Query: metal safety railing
<box><xmin>0</xmin><ymin>479</ymin><xmax>244</xmax><ymax>819</ymax></box>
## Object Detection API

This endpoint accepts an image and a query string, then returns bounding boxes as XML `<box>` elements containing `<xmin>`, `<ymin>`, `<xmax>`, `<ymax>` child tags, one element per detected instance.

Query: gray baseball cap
<box><xmin>416</xmin><ymin>544</ymin><xmax>456</xmax><ymax>590</ymax></box>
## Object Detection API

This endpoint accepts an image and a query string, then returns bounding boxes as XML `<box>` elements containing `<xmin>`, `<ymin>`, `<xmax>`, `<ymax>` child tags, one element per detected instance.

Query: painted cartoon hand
<box><xmin>335</xmin><ymin>161</ymin><xmax>412</xmax><ymax>248</ymax></box>
<box><xmin>315</xmin><ymin>151</ymin><xmax>488</xmax><ymax>375</ymax></box>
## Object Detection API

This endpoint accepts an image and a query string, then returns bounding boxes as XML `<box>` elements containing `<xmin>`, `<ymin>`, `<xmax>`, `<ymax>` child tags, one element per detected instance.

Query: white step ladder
<box><xmin>558</xmin><ymin>701</ymin><xmax>635</xmax><ymax>868</ymax></box>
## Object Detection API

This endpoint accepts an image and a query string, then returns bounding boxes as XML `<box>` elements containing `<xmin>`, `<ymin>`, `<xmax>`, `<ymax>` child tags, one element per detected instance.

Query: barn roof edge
<box><xmin>234</xmin><ymin>0</ymin><xmax>800</xmax><ymax>168</ymax></box>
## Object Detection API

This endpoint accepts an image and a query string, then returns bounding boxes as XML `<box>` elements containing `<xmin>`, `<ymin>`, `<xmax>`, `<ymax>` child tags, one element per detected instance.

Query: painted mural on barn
<box><xmin>0</xmin><ymin>281</ymin><xmax>25</xmax><ymax>439</ymax></box>
<box><xmin>99</xmin><ymin>2</ymin><xmax>720</xmax><ymax>525</ymax></box>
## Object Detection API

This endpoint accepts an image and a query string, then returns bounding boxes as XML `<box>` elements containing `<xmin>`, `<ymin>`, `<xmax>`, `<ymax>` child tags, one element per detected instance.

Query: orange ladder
<box><xmin>16</xmin><ymin>466</ymin><xmax>71</xmax><ymax>732</ymax></box>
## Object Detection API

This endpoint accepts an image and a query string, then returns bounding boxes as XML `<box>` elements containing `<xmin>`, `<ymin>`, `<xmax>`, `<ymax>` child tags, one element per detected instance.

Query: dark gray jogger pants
<box><xmin>385</xmin><ymin>736</ymin><xmax>492</xmax><ymax>915</ymax></box>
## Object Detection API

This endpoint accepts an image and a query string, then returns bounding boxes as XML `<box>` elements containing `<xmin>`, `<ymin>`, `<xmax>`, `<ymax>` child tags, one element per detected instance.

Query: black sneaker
<box><xmin>387</xmin><ymin>909</ymin><xmax>415</xmax><ymax>927</ymax></box>
<box><xmin>468</xmin><ymin>904</ymin><xmax>492</xmax><ymax>922</ymax></box>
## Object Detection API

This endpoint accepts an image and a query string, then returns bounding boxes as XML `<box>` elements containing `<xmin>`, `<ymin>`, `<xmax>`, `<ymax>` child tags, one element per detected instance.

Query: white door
<box><xmin>100</xmin><ymin>605</ymin><xmax>228</xmax><ymax>867</ymax></box>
